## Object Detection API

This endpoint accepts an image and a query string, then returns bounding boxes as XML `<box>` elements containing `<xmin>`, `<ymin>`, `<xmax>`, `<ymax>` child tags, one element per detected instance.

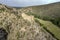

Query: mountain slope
<box><xmin>17</xmin><ymin>2</ymin><xmax>60</xmax><ymax>40</ymax></box>
<box><xmin>0</xmin><ymin>4</ymin><xmax>57</xmax><ymax>40</ymax></box>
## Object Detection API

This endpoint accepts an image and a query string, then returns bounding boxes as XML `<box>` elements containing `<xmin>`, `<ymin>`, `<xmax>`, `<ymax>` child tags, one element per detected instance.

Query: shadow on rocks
<box><xmin>0</xmin><ymin>28</ymin><xmax>8</xmax><ymax>40</ymax></box>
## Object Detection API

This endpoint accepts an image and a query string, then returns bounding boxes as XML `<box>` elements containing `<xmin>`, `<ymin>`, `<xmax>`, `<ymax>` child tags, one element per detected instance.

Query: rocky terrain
<box><xmin>0</xmin><ymin>2</ymin><xmax>60</xmax><ymax>40</ymax></box>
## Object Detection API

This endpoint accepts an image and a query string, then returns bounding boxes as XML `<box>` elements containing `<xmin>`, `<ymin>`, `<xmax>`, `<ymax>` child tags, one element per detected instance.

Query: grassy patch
<box><xmin>35</xmin><ymin>18</ymin><xmax>60</xmax><ymax>40</ymax></box>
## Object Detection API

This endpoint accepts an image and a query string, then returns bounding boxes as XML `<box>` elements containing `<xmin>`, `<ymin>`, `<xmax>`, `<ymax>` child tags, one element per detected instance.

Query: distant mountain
<box><xmin>21</xmin><ymin>2</ymin><xmax>60</xmax><ymax>17</ymax></box>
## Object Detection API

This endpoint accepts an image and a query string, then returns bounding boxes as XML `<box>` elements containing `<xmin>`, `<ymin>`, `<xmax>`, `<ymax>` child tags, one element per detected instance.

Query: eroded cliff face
<box><xmin>0</xmin><ymin>4</ymin><xmax>57</xmax><ymax>40</ymax></box>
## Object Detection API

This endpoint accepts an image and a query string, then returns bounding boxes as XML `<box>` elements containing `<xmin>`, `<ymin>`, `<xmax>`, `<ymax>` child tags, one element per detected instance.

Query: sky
<box><xmin>0</xmin><ymin>0</ymin><xmax>60</xmax><ymax>7</ymax></box>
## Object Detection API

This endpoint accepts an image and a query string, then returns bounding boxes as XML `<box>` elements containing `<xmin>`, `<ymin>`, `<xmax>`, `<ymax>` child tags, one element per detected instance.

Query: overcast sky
<box><xmin>0</xmin><ymin>0</ymin><xmax>60</xmax><ymax>7</ymax></box>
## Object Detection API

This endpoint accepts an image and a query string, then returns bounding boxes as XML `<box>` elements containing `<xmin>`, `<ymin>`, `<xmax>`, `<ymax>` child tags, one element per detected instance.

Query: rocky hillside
<box><xmin>0</xmin><ymin>3</ymin><xmax>60</xmax><ymax>40</ymax></box>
